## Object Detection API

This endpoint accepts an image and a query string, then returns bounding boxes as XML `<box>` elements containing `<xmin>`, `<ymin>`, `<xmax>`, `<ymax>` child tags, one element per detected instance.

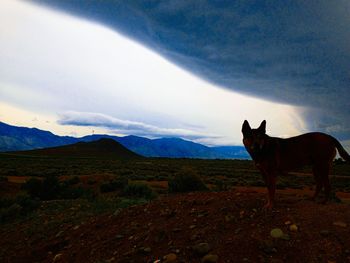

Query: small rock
<box><xmin>270</xmin><ymin>228</ymin><xmax>284</xmax><ymax>238</ymax></box>
<box><xmin>289</xmin><ymin>224</ymin><xmax>298</xmax><ymax>232</ymax></box>
<box><xmin>190</xmin><ymin>225</ymin><xmax>196</xmax><ymax>229</ymax></box>
<box><xmin>55</xmin><ymin>231</ymin><xmax>64</xmax><ymax>238</ymax></box>
<box><xmin>333</xmin><ymin>221</ymin><xmax>347</xmax><ymax>228</ymax></box>
<box><xmin>225</xmin><ymin>214</ymin><xmax>235</xmax><ymax>222</ymax></box>
<box><xmin>53</xmin><ymin>253</ymin><xmax>63</xmax><ymax>262</ymax></box>
<box><xmin>114</xmin><ymin>209</ymin><xmax>122</xmax><ymax>216</ymax></box>
<box><xmin>234</xmin><ymin>228</ymin><xmax>242</xmax><ymax>234</ymax></box>
<box><xmin>163</xmin><ymin>253</ymin><xmax>177</xmax><ymax>263</ymax></box>
<box><xmin>281</xmin><ymin>234</ymin><xmax>290</xmax><ymax>240</ymax></box>
<box><xmin>284</xmin><ymin>220</ymin><xmax>292</xmax><ymax>225</ymax></box>
<box><xmin>190</xmin><ymin>234</ymin><xmax>198</xmax><ymax>241</ymax></box>
<box><xmin>193</xmin><ymin>243</ymin><xmax>211</xmax><ymax>256</ymax></box>
<box><xmin>201</xmin><ymin>254</ymin><xmax>219</xmax><ymax>263</ymax></box>
<box><xmin>259</xmin><ymin>240</ymin><xmax>277</xmax><ymax>254</ymax></box>
<box><xmin>73</xmin><ymin>225</ymin><xmax>80</xmax><ymax>230</ymax></box>
<box><xmin>239</xmin><ymin>210</ymin><xmax>245</xmax><ymax>218</ymax></box>
<box><xmin>143</xmin><ymin>247</ymin><xmax>152</xmax><ymax>253</ymax></box>
<box><xmin>320</xmin><ymin>230</ymin><xmax>330</xmax><ymax>237</ymax></box>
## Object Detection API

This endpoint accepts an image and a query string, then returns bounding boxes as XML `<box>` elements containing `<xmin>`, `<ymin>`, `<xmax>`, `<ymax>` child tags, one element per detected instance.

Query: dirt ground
<box><xmin>1</xmin><ymin>188</ymin><xmax>350</xmax><ymax>263</ymax></box>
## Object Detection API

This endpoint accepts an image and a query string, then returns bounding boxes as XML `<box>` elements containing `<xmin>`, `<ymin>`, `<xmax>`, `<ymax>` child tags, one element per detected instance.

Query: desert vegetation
<box><xmin>1</xmin><ymin>153</ymin><xmax>350</xmax><ymax>262</ymax></box>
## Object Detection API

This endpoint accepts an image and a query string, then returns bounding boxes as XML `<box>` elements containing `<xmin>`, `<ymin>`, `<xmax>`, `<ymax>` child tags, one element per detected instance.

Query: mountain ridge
<box><xmin>0</xmin><ymin>121</ymin><xmax>249</xmax><ymax>159</ymax></box>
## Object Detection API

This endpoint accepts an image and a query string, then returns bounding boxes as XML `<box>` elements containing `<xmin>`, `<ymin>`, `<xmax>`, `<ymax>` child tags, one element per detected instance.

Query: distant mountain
<box><xmin>0</xmin><ymin>122</ymin><xmax>78</xmax><ymax>151</ymax></box>
<box><xmin>0</xmin><ymin>121</ymin><xmax>249</xmax><ymax>159</ymax></box>
<box><xmin>12</xmin><ymin>138</ymin><xmax>142</xmax><ymax>159</ymax></box>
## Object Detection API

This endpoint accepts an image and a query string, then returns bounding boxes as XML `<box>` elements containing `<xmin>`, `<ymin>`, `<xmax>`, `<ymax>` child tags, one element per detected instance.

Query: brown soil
<box><xmin>1</xmin><ymin>188</ymin><xmax>350</xmax><ymax>263</ymax></box>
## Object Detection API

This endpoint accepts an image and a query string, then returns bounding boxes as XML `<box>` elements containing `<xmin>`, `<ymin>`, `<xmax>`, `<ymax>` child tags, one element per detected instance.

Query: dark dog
<box><xmin>242</xmin><ymin>120</ymin><xmax>350</xmax><ymax>209</ymax></box>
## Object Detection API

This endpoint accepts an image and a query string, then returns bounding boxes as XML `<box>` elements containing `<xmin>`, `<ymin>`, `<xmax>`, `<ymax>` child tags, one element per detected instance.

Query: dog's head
<box><xmin>241</xmin><ymin>120</ymin><xmax>266</xmax><ymax>154</ymax></box>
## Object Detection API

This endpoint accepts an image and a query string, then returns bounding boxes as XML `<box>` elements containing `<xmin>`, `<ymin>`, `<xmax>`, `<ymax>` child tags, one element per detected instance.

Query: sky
<box><xmin>0</xmin><ymin>0</ymin><xmax>349</xmax><ymax>147</ymax></box>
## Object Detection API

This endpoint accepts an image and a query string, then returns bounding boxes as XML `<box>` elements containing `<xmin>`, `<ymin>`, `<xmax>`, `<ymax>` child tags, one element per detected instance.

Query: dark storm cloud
<box><xmin>31</xmin><ymin>0</ymin><xmax>350</xmax><ymax>139</ymax></box>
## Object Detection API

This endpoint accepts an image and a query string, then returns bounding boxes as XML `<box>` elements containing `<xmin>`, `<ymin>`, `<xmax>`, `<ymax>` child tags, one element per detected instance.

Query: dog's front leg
<box><xmin>258</xmin><ymin>165</ymin><xmax>277</xmax><ymax>209</ymax></box>
<box><xmin>264</xmin><ymin>174</ymin><xmax>276</xmax><ymax>209</ymax></box>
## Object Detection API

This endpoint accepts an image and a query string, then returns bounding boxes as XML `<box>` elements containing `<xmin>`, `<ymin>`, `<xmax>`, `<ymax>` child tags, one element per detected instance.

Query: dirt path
<box><xmin>1</xmin><ymin>189</ymin><xmax>350</xmax><ymax>263</ymax></box>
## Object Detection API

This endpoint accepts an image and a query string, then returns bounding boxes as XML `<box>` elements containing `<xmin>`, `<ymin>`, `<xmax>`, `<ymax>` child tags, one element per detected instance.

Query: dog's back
<box><xmin>272</xmin><ymin>132</ymin><xmax>338</xmax><ymax>170</ymax></box>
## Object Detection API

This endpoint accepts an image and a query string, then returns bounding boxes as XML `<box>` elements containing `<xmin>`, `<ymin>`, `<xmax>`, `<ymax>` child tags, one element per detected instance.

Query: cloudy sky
<box><xmin>0</xmin><ymin>0</ymin><xmax>349</xmax><ymax>147</ymax></box>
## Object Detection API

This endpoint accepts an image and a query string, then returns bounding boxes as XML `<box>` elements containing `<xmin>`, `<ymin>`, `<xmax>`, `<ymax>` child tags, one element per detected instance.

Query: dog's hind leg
<box><xmin>312</xmin><ymin>166</ymin><xmax>323</xmax><ymax>201</ymax></box>
<box><xmin>312</xmin><ymin>164</ymin><xmax>331</xmax><ymax>204</ymax></box>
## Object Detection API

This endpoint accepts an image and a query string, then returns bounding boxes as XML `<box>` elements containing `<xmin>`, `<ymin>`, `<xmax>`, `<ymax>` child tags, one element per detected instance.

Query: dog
<box><xmin>241</xmin><ymin>120</ymin><xmax>350</xmax><ymax>209</ymax></box>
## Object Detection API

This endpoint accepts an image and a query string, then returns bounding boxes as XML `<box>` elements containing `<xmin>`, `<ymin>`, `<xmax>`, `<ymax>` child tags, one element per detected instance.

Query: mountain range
<box><xmin>0</xmin><ymin>121</ymin><xmax>249</xmax><ymax>159</ymax></box>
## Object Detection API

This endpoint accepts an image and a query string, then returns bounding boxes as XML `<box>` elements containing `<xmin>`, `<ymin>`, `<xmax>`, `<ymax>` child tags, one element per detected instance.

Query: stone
<box><xmin>143</xmin><ymin>247</ymin><xmax>152</xmax><ymax>253</ymax></box>
<box><xmin>289</xmin><ymin>224</ymin><xmax>298</xmax><ymax>232</ymax></box>
<box><xmin>333</xmin><ymin>221</ymin><xmax>347</xmax><ymax>228</ymax></box>
<box><xmin>259</xmin><ymin>240</ymin><xmax>277</xmax><ymax>254</ymax></box>
<box><xmin>193</xmin><ymin>243</ymin><xmax>211</xmax><ymax>256</ymax></box>
<box><xmin>163</xmin><ymin>253</ymin><xmax>177</xmax><ymax>263</ymax></box>
<box><xmin>201</xmin><ymin>254</ymin><xmax>219</xmax><ymax>263</ymax></box>
<box><xmin>53</xmin><ymin>253</ymin><xmax>63</xmax><ymax>262</ymax></box>
<box><xmin>270</xmin><ymin>228</ymin><xmax>284</xmax><ymax>238</ymax></box>
<box><xmin>55</xmin><ymin>231</ymin><xmax>64</xmax><ymax>238</ymax></box>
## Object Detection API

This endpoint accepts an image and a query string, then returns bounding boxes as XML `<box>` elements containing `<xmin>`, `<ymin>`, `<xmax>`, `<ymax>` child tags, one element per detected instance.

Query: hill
<box><xmin>12</xmin><ymin>138</ymin><xmax>142</xmax><ymax>159</ymax></box>
<box><xmin>0</xmin><ymin>121</ymin><xmax>249</xmax><ymax>159</ymax></box>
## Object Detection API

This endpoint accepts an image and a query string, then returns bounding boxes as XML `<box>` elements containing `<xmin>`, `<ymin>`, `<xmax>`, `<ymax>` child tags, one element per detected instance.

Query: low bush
<box><xmin>168</xmin><ymin>168</ymin><xmax>208</xmax><ymax>193</ymax></box>
<box><xmin>23</xmin><ymin>176</ymin><xmax>93</xmax><ymax>201</ymax></box>
<box><xmin>0</xmin><ymin>176</ymin><xmax>8</xmax><ymax>182</ymax></box>
<box><xmin>100</xmin><ymin>178</ymin><xmax>128</xmax><ymax>193</ymax></box>
<box><xmin>0</xmin><ymin>194</ymin><xmax>40</xmax><ymax>223</ymax></box>
<box><xmin>122</xmin><ymin>183</ymin><xmax>156</xmax><ymax>200</ymax></box>
<box><xmin>67</xmin><ymin>176</ymin><xmax>80</xmax><ymax>185</ymax></box>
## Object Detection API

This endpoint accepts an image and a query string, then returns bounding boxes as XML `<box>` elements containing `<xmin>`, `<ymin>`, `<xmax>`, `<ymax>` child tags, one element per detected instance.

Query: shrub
<box><xmin>0</xmin><ymin>194</ymin><xmax>40</xmax><ymax>223</ymax></box>
<box><xmin>40</xmin><ymin>176</ymin><xmax>61</xmax><ymax>200</ymax></box>
<box><xmin>67</xmin><ymin>176</ymin><xmax>80</xmax><ymax>185</ymax></box>
<box><xmin>0</xmin><ymin>203</ymin><xmax>21</xmax><ymax>223</ymax></box>
<box><xmin>168</xmin><ymin>168</ymin><xmax>208</xmax><ymax>193</ymax></box>
<box><xmin>22</xmin><ymin>178</ymin><xmax>43</xmax><ymax>198</ymax></box>
<box><xmin>100</xmin><ymin>178</ymin><xmax>128</xmax><ymax>193</ymax></box>
<box><xmin>0</xmin><ymin>176</ymin><xmax>8</xmax><ymax>182</ymax></box>
<box><xmin>123</xmin><ymin>183</ymin><xmax>156</xmax><ymax>199</ymax></box>
<box><xmin>60</xmin><ymin>187</ymin><xmax>95</xmax><ymax>200</ymax></box>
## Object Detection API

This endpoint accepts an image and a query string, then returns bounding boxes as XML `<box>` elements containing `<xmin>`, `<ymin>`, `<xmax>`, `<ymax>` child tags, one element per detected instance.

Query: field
<box><xmin>1</xmin><ymin>154</ymin><xmax>350</xmax><ymax>262</ymax></box>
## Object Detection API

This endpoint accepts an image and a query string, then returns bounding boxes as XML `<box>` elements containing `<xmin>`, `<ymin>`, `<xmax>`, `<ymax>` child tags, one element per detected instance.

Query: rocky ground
<box><xmin>1</xmin><ymin>188</ymin><xmax>350</xmax><ymax>263</ymax></box>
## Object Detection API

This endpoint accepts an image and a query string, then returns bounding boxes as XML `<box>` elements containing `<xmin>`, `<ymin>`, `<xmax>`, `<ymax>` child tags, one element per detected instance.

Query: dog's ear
<box><xmin>242</xmin><ymin>120</ymin><xmax>252</xmax><ymax>137</ymax></box>
<box><xmin>258</xmin><ymin>120</ymin><xmax>266</xmax><ymax>134</ymax></box>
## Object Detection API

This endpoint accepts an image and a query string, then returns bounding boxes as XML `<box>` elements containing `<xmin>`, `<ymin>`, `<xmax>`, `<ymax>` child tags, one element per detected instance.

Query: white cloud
<box><xmin>58</xmin><ymin>111</ymin><xmax>218</xmax><ymax>139</ymax></box>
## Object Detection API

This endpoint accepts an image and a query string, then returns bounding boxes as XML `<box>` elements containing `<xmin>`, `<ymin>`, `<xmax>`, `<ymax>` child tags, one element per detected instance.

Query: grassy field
<box><xmin>1</xmin><ymin>153</ymin><xmax>349</xmax><ymax>192</ymax></box>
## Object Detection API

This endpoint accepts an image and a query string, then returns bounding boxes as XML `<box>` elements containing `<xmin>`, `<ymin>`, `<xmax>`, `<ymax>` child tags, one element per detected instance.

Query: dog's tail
<box><xmin>333</xmin><ymin>137</ymin><xmax>350</xmax><ymax>162</ymax></box>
